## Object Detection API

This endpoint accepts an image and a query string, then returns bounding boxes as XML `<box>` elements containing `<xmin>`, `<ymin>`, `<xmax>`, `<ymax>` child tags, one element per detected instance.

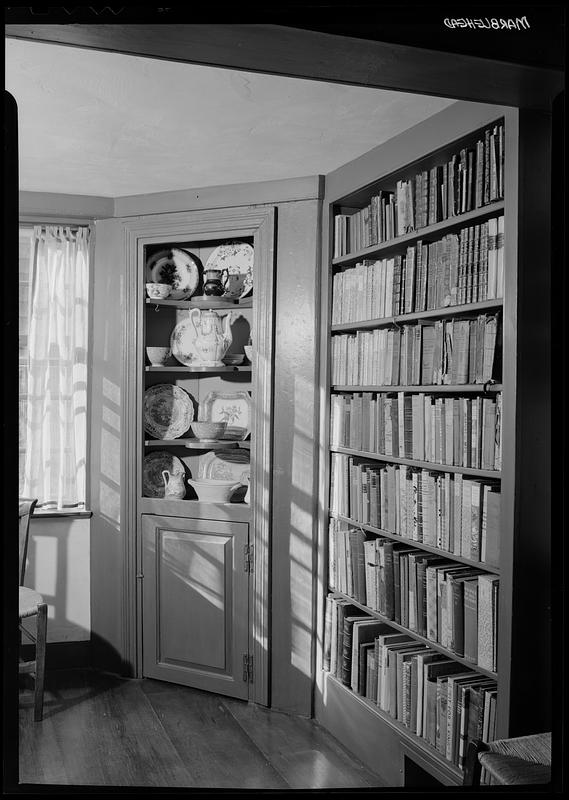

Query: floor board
<box><xmin>18</xmin><ymin>669</ymin><xmax>385</xmax><ymax>789</ymax></box>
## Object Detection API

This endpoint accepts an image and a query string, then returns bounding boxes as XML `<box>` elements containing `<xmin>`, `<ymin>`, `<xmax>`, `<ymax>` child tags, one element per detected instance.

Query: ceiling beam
<box><xmin>5</xmin><ymin>23</ymin><xmax>563</xmax><ymax>111</ymax></box>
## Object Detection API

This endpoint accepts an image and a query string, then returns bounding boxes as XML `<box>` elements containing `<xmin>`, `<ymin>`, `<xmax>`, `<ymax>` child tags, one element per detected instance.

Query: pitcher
<box><xmin>162</xmin><ymin>470</ymin><xmax>186</xmax><ymax>499</ymax></box>
<box><xmin>203</xmin><ymin>268</ymin><xmax>228</xmax><ymax>297</ymax></box>
<box><xmin>190</xmin><ymin>307</ymin><xmax>234</xmax><ymax>366</ymax></box>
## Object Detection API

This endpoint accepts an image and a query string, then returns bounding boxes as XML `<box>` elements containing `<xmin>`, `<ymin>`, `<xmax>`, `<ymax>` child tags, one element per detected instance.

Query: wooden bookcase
<box><xmin>315</xmin><ymin>102</ymin><xmax>552</xmax><ymax>787</ymax></box>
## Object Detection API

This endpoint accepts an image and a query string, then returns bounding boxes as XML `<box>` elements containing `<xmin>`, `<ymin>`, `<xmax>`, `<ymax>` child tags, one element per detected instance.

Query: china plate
<box><xmin>198</xmin><ymin>449</ymin><xmax>251</xmax><ymax>480</ymax></box>
<box><xmin>169</xmin><ymin>316</ymin><xmax>201</xmax><ymax>366</ymax></box>
<box><xmin>205</xmin><ymin>241</ymin><xmax>254</xmax><ymax>299</ymax></box>
<box><xmin>143</xmin><ymin>451</ymin><xmax>186</xmax><ymax>498</ymax></box>
<box><xmin>146</xmin><ymin>248</ymin><xmax>201</xmax><ymax>300</ymax></box>
<box><xmin>200</xmin><ymin>391</ymin><xmax>251</xmax><ymax>440</ymax></box>
<box><xmin>144</xmin><ymin>384</ymin><xmax>194</xmax><ymax>439</ymax></box>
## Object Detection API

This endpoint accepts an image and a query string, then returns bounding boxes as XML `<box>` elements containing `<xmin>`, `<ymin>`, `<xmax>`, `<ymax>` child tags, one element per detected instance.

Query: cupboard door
<box><xmin>142</xmin><ymin>514</ymin><xmax>250</xmax><ymax>699</ymax></box>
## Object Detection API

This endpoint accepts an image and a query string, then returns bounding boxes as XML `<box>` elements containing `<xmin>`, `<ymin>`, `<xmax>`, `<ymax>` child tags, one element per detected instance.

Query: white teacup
<box><xmin>146</xmin><ymin>282</ymin><xmax>171</xmax><ymax>299</ymax></box>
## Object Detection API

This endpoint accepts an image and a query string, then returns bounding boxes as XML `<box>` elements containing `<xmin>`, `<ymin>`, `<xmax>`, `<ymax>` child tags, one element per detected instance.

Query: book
<box><xmin>477</xmin><ymin>574</ymin><xmax>499</xmax><ymax>671</ymax></box>
<box><xmin>481</xmin><ymin>483</ymin><xmax>501</xmax><ymax>568</ymax></box>
<box><xmin>341</xmin><ymin>614</ymin><xmax>372</xmax><ymax>686</ymax></box>
<box><xmin>350</xmin><ymin>619</ymin><xmax>392</xmax><ymax>692</ymax></box>
<box><xmin>423</xmin><ymin>660</ymin><xmax>468</xmax><ymax>746</ymax></box>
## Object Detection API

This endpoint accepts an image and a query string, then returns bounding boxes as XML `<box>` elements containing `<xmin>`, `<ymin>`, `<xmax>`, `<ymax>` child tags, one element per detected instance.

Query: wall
<box><xmin>22</xmin><ymin>516</ymin><xmax>90</xmax><ymax>643</ymax></box>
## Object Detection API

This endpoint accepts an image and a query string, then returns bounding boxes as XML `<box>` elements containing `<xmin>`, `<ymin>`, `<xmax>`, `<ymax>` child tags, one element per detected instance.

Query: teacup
<box><xmin>146</xmin><ymin>346</ymin><xmax>171</xmax><ymax>366</ymax></box>
<box><xmin>146</xmin><ymin>282</ymin><xmax>171</xmax><ymax>299</ymax></box>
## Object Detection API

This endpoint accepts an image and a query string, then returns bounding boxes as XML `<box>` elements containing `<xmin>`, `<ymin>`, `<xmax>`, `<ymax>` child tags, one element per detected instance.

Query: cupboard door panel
<box><xmin>142</xmin><ymin>514</ymin><xmax>249</xmax><ymax>699</ymax></box>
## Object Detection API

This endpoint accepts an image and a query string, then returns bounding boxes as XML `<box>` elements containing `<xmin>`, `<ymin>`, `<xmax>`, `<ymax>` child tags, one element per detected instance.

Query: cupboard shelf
<box><xmin>330</xmin><ymin>446</ymin><xmax>501</xmax><ymax>479</ymax></box>
<box><xmin>145</xmin><ymin>365</ymin><xmax>251</xmax><ymax>373</ymax></box>
<box><xmin>331</xmin><ymin>589</ymin><xmax>498</xmax><ymax>681</ymax></box>
<box><xmin>331</xmin><ymin>200</ymin><xmax>504</xmax><ymax>267</ymax></box>
<box><xmin>331</xmin><ymin>299</ymin><xmax>503</xmax><ymax>332</ymax></box>
<box><xmin>334</xmin><ymin>514</ymin><xmax>500</xmax><ymax>575</ymax></box>
<box><xmin>145</xmin><ymin>297</ymin><xmax>253</xmax><ymax>309</ymax></box>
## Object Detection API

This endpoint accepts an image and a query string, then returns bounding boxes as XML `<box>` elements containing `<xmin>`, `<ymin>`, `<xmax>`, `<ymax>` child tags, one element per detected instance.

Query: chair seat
<box><xmin>19</xmin><ymin>586</ymin><xmax>44</xmax><ymax>618</ymax></box>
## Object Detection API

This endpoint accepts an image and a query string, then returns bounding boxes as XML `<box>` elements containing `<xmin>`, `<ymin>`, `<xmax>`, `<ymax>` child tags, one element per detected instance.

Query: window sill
<box><xmin>32</xmin><ymin>509</ymin><xmax>93</xmax><ymax>520</ymax></box>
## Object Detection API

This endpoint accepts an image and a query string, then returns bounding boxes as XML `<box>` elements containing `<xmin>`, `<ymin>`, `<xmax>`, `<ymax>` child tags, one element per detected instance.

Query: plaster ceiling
<box><xmin>6</xmin><ymin>38</ymin><xmax>456</xmax><ymax>198</ymax></box>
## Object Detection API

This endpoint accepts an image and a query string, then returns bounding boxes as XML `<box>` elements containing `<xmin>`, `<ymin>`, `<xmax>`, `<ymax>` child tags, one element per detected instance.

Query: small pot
<box><xmin>146</xmin><ymin>346</ymin><xmax>171</xmax><ymax>366</ymax></box>
<box><xmin>146</xmin><ymin>282</ymin><xmax>171</xmax><ymax>299</ymax></box>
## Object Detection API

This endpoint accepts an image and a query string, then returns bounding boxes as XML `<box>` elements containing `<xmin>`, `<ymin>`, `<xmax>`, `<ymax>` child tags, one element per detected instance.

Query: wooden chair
<box><xmin>19</xmin><ymin>498</ymin><xmax>48</xmax><ymax>721</ymax></box>
<box><xmin>464</xmin><ymin>733</ymin><xmax>552</xmax><ymax>786</ymax></box>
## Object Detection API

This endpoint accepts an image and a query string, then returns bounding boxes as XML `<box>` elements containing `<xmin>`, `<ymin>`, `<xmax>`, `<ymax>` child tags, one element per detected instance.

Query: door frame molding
<box><xmin>122</xmin><ymin>206</ymin><xmax>275</xmax><ymax>705</ymax></box>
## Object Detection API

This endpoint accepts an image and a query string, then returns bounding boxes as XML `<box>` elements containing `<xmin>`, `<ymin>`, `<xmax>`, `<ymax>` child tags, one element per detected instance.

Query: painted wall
<box><xmin>22</xmin><ymin>516</ymin><xmax>90</xmax><ymax>643</ymax></box>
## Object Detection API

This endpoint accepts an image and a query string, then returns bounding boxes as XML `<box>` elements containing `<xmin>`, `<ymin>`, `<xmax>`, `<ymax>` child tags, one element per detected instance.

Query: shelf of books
<box><xmin>317</xmin><ymin>111</ymin><xmax>511</xmax><ymax>786</ymax></box>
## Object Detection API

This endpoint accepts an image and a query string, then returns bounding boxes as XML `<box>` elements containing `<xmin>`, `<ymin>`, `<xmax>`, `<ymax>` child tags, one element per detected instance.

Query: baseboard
<box><xmin>20</xmin><ymin>640</ymin><xmax>91</xmax><ymax>670</ymax></box>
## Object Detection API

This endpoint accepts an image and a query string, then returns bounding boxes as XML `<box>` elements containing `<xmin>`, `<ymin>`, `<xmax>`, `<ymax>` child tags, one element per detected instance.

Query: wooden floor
<box><xmin>17</xmin><ymin>669</ymin><xmax>386</xmax><ymax>789</ymax></box>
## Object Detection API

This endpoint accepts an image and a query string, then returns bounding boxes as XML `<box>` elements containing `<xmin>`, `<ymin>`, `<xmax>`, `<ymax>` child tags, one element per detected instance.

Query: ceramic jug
<box><xmin>190</xmin><ymin>307</ymin><xmax>234</xmax><ymax>366</ymax></box>
<box><xmin>162</xmin><ymin>470</ymin><xmax>186</xmax><ymax>499</ymax></box>
<box><xmin>203</xmin><ymin>268</ymin><xmax>228</xmax><ymax>297</ymax></box>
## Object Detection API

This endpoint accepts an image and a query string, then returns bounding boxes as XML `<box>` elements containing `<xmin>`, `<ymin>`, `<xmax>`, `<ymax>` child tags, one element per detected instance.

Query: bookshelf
<box><xmin>315</xmin><ymin>103</ymin><xmax>551</xmax><ymax>786</ymax></box>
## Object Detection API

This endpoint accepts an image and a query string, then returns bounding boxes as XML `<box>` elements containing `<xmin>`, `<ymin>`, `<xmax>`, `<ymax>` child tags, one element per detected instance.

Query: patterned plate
<box><xmin>143</xmin><ymin>451</ymin><xmax>186</xmax><ymax>498</ymax></box>
<box><xmin>170</xmin><ymin>316</ymin><xmax>200</xmax><ymax>367</ymax></box>
<box><xmin>205</xmin><ymin>241</ymin><xmax>253</xmax><ymax>299</ymax></box>
<box><xmin>144</xmin><ymin>384</ymin><xmax>194</xmax><ymax>439</ymax></box>
<box><xmin>198</xmin><ymin>449</ymin><xmax>251</xmax><ymax>480</ymax></box>
<box><xmin>200</xmin><ymin>391</ymin><xmax>251</xmax><ymax>440</ymax></box>
<box><xmin>146</xmin><ymin>248</ymin><xmax>201</xmax><ymax>300</ymax></box>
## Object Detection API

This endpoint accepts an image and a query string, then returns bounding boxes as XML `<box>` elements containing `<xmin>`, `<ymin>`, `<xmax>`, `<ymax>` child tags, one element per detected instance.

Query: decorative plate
<box><xmin>146</xmin><ymin>248</ymin><xmax>201</xmax><ymax>300</ymax></box>
<box><xmin>198</xmin><ymin>449</ymin><xmax>251</xmax><ymax>480</ymax></box>
<box><xmin>144</xmin><ymin>384</ymin><xmax>194</xmax><ymax>439</ymax></box>
<box><xmin>170</xmin><ymin>316</ymin><xmax>200</xmax><ymax>366</ymax></box>
<box><xmin>205</xmin><ymin>241</ymin><xmax>254</xmax><ymax>299</ymax></box>
<box><xmin>143</xmin><ymin>451</ymin><xmax>186</xmax><ymax>498</ymax></box>
<box><xmin>200</xmin><ymin>391</ymin><xmax>251</xmax><ymax>440</ymax></box>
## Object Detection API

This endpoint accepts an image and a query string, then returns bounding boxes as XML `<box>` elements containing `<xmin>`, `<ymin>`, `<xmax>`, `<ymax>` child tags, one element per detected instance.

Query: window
<box><xmin>19</xmin><ymin>224</ymin><xmax>90</xmax><ymax>510</ymax></box>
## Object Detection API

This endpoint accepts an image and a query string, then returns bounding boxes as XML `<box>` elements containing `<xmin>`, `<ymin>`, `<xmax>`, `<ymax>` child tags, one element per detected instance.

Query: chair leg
<box><xmin>34</xmin><ymin>604</ymin><xmax>47</xmax><ymax>722</ymax></box>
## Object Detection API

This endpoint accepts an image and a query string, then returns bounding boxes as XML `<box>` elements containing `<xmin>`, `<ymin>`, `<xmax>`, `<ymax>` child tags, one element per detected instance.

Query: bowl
<box><xmin>190</xmin><ymin>420</ymin><xmax>227</xmax><ymax>440</ymax></box>
<box><xmin>146</xmin><ymin>282</ymin><xmax>171</xmax><ymax>299</ymax></box>
<box><xmin>223</xmin><ymin>354</ymin><xmax>245</xmax><ymax>365</ymax></box>
<box><xmin>146</xmin><ymin>346</ymin><xmax>171</xmax><ymax>366</ymax></box>
<box><xmin>244</xmin><ymin>346</ymin><xmax>253</xmax><ymax>362</ymax></box>
<box><xmin>187</xmin><ymin>477</ymin><xmax>244</xmax><ymax>503</ymax></box>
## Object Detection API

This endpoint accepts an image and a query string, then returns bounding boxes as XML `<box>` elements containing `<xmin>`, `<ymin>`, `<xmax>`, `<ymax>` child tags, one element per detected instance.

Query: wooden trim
<box><xmin>19</xmin><ymin>190</ymin><xmax>113</xmax><ymax>220</ymax></box>
<box><xmin>331</xmin><ymin>384</ymin><xmax>502</xmax><ymax>394</ymax></box>
<box><xmin>5</xmin><ymin>24</ymin><xmax>563</xmax><ymax>110</ymax></box>
<box><xmin>114</xmin><ymin>176</ymin><xmax>321</xmax><ymax>218</ymax></box>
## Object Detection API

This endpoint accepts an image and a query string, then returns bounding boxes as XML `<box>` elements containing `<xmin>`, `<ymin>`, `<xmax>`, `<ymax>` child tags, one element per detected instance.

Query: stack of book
<box><xmin>331</xmin><ymin>216</ymin><xmax>504</xmax><ymax>323</ymax></box>
<box><xmin>333</xmin><ymin>121</ymin><xmax>504</xmax><ymax>258</ymax></box>
<box><xmin>330</xmin><ymin>391</ymin><xmax>502</xmax><ymax>470</ymax></box>
<box><xmin>323</xmin><ymin>594</ymin><xmax>498</xmax><ymax>769</ymax></box>
<box><xmin>329</xmin><ymin>462</ymin><xmax>501</xmax><ymax>565</ymax></box>
<box><xmin>330</xmin><ymin>314</ymin><xmax>500</xmax><ymax>387</ymax></box>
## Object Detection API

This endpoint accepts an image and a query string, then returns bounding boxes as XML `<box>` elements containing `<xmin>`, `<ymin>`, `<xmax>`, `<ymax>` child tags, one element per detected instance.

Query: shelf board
<box><xmin>145</xmin><ymin>365</ymin><xmax>251</xmax><ymax>373</ymax></box>
<box><xmin>331</xmin><ymin>383</ymin><xmax>502</xmax><ymax>394</ymax></box>
<box><xmin>145</xmin><ymin>297</ymin><xmax>253</xmax><ymax>309</ymax></box>
<box><xmin>323</xmin><ymin>672</ymin><xmax>464</xmax><ymax>784</ymax></box>
<box><xmin>145</xmin><ymin>438</ymin><xmax>239</xmax><ymax>449</ymax></box>
<box><xmin>330</xmin><ymin>446</ymin><xmax>501</xmax><ymax>479</ymax></box>
<box><xmin>331</xmin><ymin>299</ymin><xmax>503</xmax><ymax>332</ymax></box>
<box><xmin>331</xmin><ymin>201</ymin><xmax>505</xmax><ymax>266</ymax></box>
<box><xmin>334</xmin><ymin>514</ymin><xmax>500</xmax><ymax>575</ymax></box>
<box><xmin>331</xmin><ymin>589</ymin><xmax>497</xmax><ymax>680</ymax></box>
<box><xmin>139</xmin><ymin>496</ymin><xmax>251</xmax><ymax>523</ymax></box>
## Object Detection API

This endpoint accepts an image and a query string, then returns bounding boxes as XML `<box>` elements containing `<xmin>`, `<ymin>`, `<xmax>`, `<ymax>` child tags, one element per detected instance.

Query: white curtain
<box><xmin>23</xmin><ymin>225</ymin><xmax>90</xmax><ymax>509</ymax></box>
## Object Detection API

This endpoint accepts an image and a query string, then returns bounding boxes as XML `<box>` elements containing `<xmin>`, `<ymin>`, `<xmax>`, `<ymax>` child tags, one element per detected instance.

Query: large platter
<box><xmin>198</xmin><ymin>448</ymin><xmax>251</xmax><ymax>480</ymax></box>
<box><xmin>143</xmin><ymin>451</ymin><xmax>186</xmax><ymax>498</ymax></box>
<box><xmin>170</xmin><ymin>316</ymin><xmax>200</xmax><ymax>367</ymax></box>
<box><xmin>146</xmin><ymin>248</ymin><xmax>201</xmax><ymax>300</ymax></box>
<box><xmin>199</xmin><ymin>391</ymin><xmax>251</xmax><ymax>440</ymax></box>
<box><xmin>205</xmin><ymin>241</ymin><xmax>253</xmax><ymax>299</ymax></box>
<box><xmin>144</xmin><ymin>384</ymin><xmax>194</xmax><ymax>439</ymax></box>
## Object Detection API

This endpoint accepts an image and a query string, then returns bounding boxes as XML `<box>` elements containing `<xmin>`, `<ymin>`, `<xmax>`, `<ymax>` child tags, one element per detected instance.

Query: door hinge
<box><xmin>242</xmin><ymin>654</ymin><xmax>254</xmax><ymax>683</ymax></box>
<box><xmin>243</xmin><ymin>544</ymin><xmax>254</xmax><ymax>573</ymax></box>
